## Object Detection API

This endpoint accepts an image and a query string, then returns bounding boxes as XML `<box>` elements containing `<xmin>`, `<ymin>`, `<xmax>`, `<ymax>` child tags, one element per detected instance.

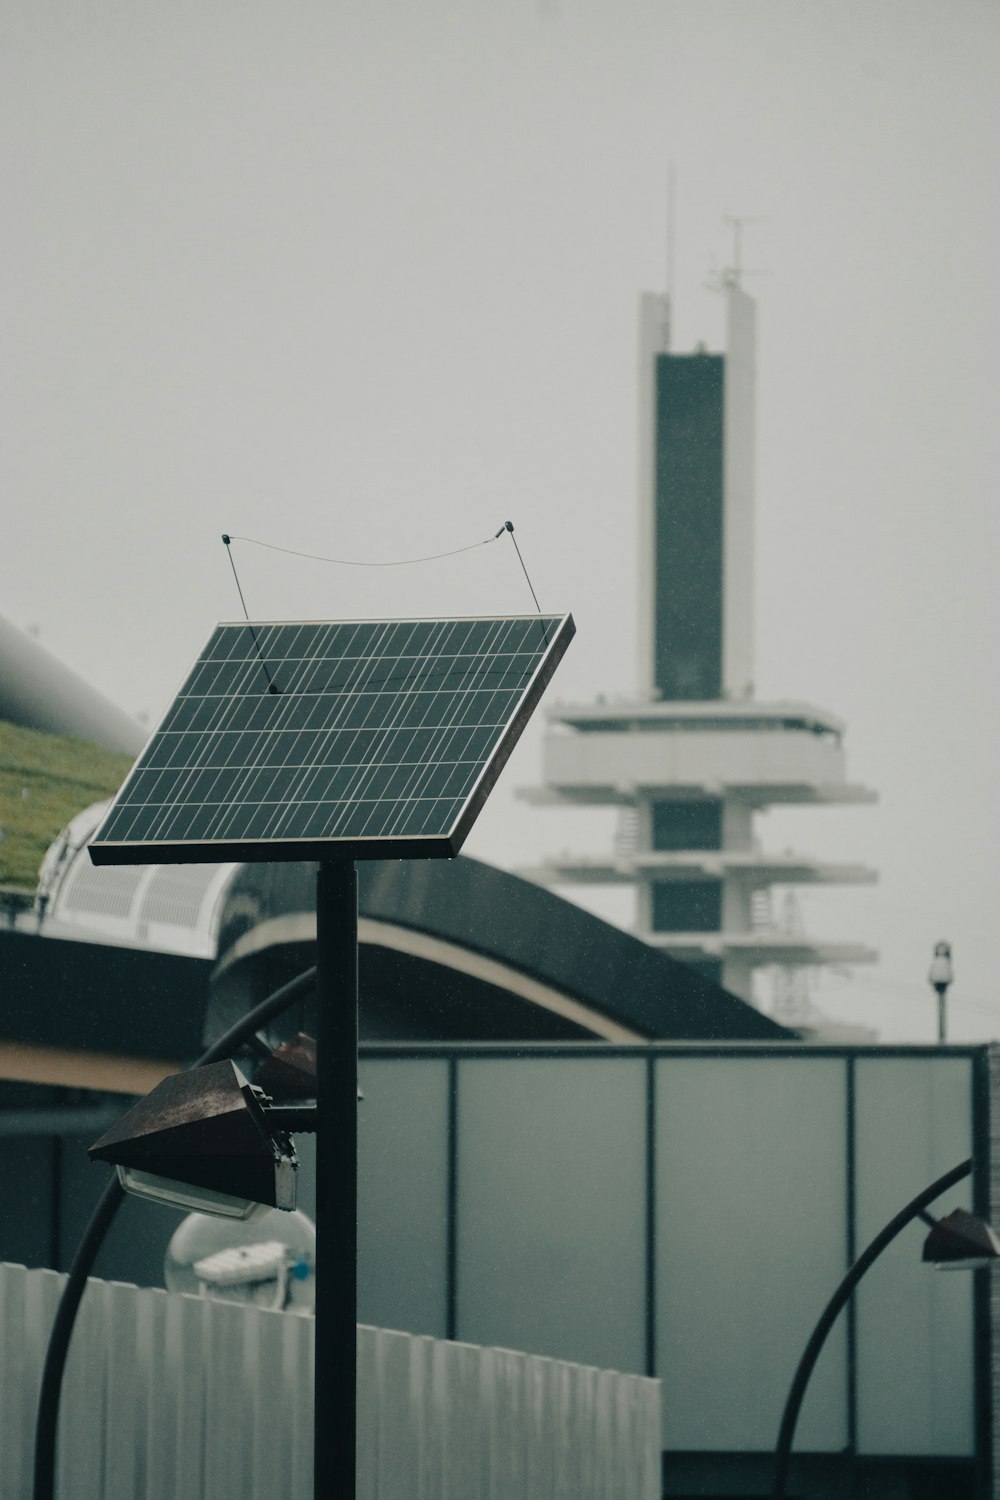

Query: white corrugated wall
<box><xmin>0</xmin><ymin>1263</ymin><xmax>661</xmax><ymax>1500</ymax></box>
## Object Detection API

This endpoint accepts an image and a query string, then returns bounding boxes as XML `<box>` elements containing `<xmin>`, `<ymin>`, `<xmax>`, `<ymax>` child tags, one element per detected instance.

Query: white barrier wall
<box><xmin>0</xmin><ymin>1262</ymin><xmax>662</xmax><ymax>1500</ymax></box>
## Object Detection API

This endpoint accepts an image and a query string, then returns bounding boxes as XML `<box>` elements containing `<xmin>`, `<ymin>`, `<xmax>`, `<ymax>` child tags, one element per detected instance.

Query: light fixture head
<box><xmin>252</xmin><ymin>1031</ymin><xmax>362</xmax><ymax>1100</ymax></box>
<box><xmin>253</xmin><ymin>1032</ymin><xmax>318</xmax><ymax>1099</ymax></box>
<box><xmin>923</xmin><ymin>1207</ymin><xmax>1000</xmax><ymax>1271</ymax></box>
<box><xmin>928</xmin><ymin>940</ymin><xmax>954</xmax><ymax>994</ymax></box>
<box><xmin>89</xmin><ymin>1059</ymin><xmax>297</xmax><ymax>1220</ymax></box>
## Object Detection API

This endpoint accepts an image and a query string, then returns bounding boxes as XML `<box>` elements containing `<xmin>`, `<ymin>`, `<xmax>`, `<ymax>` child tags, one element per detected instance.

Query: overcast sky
<box><xmin>3</xmin><ymin>0</ymin><xmax>998</xmax><ymax>1041</ymax></box>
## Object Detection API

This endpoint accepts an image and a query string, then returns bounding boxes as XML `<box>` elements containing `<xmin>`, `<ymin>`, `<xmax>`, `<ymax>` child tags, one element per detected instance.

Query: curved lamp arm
<box><xmin>33</xmin><ymin>964</ymin><xmax>318</xmax><ymax>1500</ymax></box>
<box><xmin>771</xmin><ymin>1156</ymin><xmax>973</xmax><ymax>1500</ymax></box>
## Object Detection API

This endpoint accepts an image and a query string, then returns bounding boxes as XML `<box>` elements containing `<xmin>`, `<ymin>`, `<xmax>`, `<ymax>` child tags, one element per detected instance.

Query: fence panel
<box><xmin>0</xmin><ymin>1263</ymin><xmax>661</xmax><ymax>1500</ymax></box>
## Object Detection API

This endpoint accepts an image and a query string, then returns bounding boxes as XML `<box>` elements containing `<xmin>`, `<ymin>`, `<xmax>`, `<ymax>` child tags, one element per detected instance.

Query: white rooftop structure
<box><xmin>36</xmin><ymin>799</ymin><xmax>235</xmax><ymax>958</ymax></box>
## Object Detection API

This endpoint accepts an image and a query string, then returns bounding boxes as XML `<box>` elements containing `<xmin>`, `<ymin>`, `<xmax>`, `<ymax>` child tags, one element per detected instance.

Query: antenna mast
<box><xmin>664</xmin><ymin>163</ymin><xmax>677</xmax><ymax>349</ymax></box>
<box><xmin>726</xmin><ymin>213</ymin><xmax>744</xmax><ymax>286</ymax></box>
<box><xmin>722</xmin><ymin>213</ymin><xmax>765</xmax><ymax>289</ymax></box>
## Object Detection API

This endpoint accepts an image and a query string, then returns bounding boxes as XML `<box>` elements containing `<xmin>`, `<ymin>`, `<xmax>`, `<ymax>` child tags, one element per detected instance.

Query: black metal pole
<box><xmin>770</xmin><ymin>1157</ymin><xmax>972</xmax><ymax>1500</ymax></box>
<box><xmin>33</xmin><ymin>1175</ymin><xmax>126</xmax><ymax>1500</ymax></box>
<box><xmin>315</xmin><ymin>860</ymin><xmax>358</xmax><ymax>1500</ymax></box>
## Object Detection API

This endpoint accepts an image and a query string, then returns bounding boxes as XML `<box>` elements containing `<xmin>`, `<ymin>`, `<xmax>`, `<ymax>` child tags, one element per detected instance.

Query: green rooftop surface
<box><xmin>0</xmin><ymin>720</ymin><xmax>133</xmax><ymax>896</ymax></box>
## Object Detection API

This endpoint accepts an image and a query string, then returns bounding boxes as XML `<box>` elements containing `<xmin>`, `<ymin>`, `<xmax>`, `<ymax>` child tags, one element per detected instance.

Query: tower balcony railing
<box><xmin>639</xmin><ymin>929</ymin><xmax>878</xmax><ymax>969</ymax></box>
<box><xmin>539</xmin><ymin>729</ymin><xmax>858</xmax><ymax>802</ymax></box>
<box><xmin>517</xmin><ymin>851</ymin><xmax>878</xmax><ymax>888</ymax></box>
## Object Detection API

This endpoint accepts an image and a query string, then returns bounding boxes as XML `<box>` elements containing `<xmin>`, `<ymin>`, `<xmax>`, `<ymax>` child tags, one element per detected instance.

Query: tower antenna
<box><xmin>664</xmin><ymin>163</ymin><xmax>677</xmax><ymax>349</ymax></box>
<box><xmin>722</xmin><ymin>213</ymin><xmax>764</xmax><ymax>288</ymax></box>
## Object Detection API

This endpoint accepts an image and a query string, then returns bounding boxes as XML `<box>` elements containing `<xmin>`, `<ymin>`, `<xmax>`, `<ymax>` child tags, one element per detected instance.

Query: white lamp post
<box><xmin>928</xmin><ymin>940</ymin><xmax>954</xmax><ymax>1045</ymax></box>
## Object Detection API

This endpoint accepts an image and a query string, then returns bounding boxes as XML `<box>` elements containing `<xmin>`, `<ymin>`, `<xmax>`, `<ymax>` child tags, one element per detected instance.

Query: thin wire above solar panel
<box><xmin>89</xmin><ymin>614</ymin><xmax>574</xmax><ymax>865</ymax></box>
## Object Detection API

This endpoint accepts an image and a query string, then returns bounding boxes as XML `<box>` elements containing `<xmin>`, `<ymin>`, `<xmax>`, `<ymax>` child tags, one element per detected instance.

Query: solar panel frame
<box><xmin>89</xmin><ymin>612</ymin><xmax>575</xmax><ymax>866</ymax></box>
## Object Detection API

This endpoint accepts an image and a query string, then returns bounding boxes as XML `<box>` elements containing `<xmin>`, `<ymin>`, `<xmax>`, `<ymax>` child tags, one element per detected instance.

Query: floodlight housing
<box><xmin>89</xmin><ymin>1059</ymin><xmax>298</xmax><ymax>1220</ymax></box>
<box><xmin>252</xmin><ymin>1031</ymin><xmax>362</xmax><ymax>1101</ymax></box>
<box><xmin>254</xmin><ymin>1032</ymin><xmax>318</xmax><ymax>1099</ymax></box>
<box><xmin>923</xmin><ymin>1207</ymin><xmax>1000</xmax><ymax>1271</ymax></box>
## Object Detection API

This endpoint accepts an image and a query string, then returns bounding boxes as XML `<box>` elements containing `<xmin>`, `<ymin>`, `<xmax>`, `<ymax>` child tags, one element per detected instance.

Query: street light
<box><xmin>921</xmin><ymin>1205</ymin><xmax>1000</xmax><ymax>1270</ymax></box>
<box><xmin>88</xmin><ymin>1059</ymin><xmax>305</xmax><ymax>1220</ymax></box>
<box><xmin>771</xmin><ymin>1158</ymin><xmax>998</xmax><ymax>1500</ymax></box>
<box><xmin>928</xmin><ymin>939</ymin><xmax>954</xmax><ymax>1044</ymax></box>
<box><xmin>87</xmin><ymin>1032</ymin><xmax>352</xmax><ymax>1228</ymax></box>
<box><xmin>34</xmin><ymin>965</ymin><xmax>320</xmax><ymax>1500</ymax></box>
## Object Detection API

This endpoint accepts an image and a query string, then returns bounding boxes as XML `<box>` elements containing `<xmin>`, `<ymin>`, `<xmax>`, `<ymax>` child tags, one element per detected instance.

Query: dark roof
<box><xmin>0</xmin><ymin>926</ymin><xmax>209</xmax><ymax>1062</ymax></box>
<box><xmin>0</xmin><ymin>853</ymin><xmax>791</xmax><ymax>1082</ymax></box>
<box><xmin>213</xmin><ymin>855</ymin><xmax>792</xmax><ymax>1044</ymax></box>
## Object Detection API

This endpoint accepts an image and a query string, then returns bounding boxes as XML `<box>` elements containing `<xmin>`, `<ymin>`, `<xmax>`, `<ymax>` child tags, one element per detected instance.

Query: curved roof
<box><xmin>11</xmin><ymin>822</ymin><xmax>791</xmax><ymax>1080</ymax></box>
<box><xmin>210</xmin><ymin>856</ymin><xmax>791</xmax><ymax>1044</ymax></box>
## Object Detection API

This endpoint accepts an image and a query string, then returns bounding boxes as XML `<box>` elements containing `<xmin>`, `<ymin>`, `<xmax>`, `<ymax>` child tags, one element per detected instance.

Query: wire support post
<box><xmin>315</xmin><ymin>860</ymin><xmax>359</xmax><ymax>1500</ymax></box>
<box><xmin>220</xmin><ymin>535</ymin><xmax>281</xmax><ymax>694</ymax></box>
<box><xmin>499</xmin><ymin>521</ymin><xmax>549</xmax><ymax>643</ymax></box>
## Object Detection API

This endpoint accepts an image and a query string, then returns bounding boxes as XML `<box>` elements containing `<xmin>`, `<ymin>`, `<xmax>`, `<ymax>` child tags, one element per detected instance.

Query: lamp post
<box><xmin>929</xmin><ymin>940</ymin><xmax>954</xmax><ymax>1045</ymax></box>
<box><xmin>33</xmin><ymin>965</ymin><xmax>320</xmax><ymax>1500</ymax></box>
<box><xmin>770</xmin><ymin>1157</ymin><xmax>997</xmax><ymax>1500</ymax></box>
<box><xmin>87</xmin><ymin>862</ymin><xmax>359</xmax><ymax>1500</ymax></box>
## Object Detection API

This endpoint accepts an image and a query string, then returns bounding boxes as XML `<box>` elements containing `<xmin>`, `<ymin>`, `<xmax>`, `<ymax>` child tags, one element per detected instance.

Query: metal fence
<box><xmin>0</xmin><ymin>1261</ymin><xmax>662</xmax><ymax>1500</ymax></box>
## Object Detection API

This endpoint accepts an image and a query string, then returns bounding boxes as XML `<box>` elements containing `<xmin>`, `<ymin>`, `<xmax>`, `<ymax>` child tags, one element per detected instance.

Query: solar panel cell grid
<box><xmin>89</xmin><ymin>613</ymin><xmax>573</xmax><ymax>864</ymax></box>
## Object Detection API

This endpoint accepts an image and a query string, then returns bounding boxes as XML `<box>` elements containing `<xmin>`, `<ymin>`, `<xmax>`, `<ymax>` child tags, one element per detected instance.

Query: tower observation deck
<box><xmin>519</xmin><ymin>285</ymin><xmax>877</xmax><ymax>1010</ymax></box>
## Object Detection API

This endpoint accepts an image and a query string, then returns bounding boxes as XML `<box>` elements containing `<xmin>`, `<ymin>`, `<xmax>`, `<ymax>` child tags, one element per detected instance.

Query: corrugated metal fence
<box><xmin>0</xmin><ymin>1262</ymin><xmax>662</xmax><ymax>1500</ymax></box>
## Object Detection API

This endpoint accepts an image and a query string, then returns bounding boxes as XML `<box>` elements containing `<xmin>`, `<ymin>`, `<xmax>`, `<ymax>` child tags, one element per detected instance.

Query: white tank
<box><xmin>0</xmin><ymin>612</ymin><xmax>145</xmax><ymax>755</ymax></box>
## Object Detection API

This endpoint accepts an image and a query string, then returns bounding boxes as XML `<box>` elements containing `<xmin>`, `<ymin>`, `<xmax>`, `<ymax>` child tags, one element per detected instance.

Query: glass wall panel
<box><xmin>455</xmin><ymin>1057</ymin><xmax>646</xmax><ymax>1374</ymax></box>
<box><xmin>854</xmin><ymin>1056</ymin><xmax>974</xmax><ymax>1456</ymax></box>
<box><xmin>357</xmin><ymin>1058</ymin><xmax>449</xmax><ymax>1339</ymax></box>
<box><xmin>656</xmin><ymin>1057</ymin><xmax>848</xmax><ymax>1451</ymax></box>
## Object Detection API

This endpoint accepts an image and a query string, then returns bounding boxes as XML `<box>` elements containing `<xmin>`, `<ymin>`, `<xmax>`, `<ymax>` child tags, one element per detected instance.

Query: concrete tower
<box><xmin>520</xmin><ymin>284</ymin><xmax>877</xmax><ymax>1012</ymax></box>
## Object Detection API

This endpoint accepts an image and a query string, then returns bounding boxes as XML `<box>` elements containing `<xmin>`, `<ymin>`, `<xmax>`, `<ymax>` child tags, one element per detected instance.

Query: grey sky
<box><xmin>3</xmin><ymin>0</ymin><xmax>998</xmax><ymax>1040</ymax></box>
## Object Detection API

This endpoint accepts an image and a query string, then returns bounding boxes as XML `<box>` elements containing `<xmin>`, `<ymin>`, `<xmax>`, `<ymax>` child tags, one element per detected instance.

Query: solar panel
<box><xmin>89</xmin><ymin>613</ymin><xmax>574</xmax><ymax>865</ymax></box>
